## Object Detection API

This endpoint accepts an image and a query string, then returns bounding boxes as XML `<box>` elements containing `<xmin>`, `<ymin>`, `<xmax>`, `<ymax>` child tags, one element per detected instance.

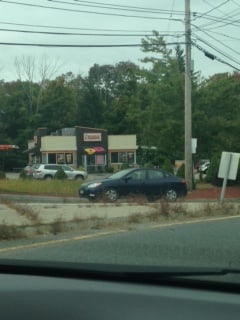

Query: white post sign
<box><xmin>218</xmin><ymin>152</ymin><xmax>240</xmax><ymax>203</ymax></box>
<box><xmin>218</xmin><ymin>152</ymin><xmax>240</xmax><ymax>180</ymax></box>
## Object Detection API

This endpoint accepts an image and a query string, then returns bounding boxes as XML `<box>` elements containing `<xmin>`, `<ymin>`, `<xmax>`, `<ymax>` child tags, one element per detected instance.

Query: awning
<box><xmin>85</xmin><ymin>147</ymin><xmax>105</xmax><ymax>155</ymax></box>
<box><xmin>85</xmin><ymin>148</ymin><xmax>96</xmax><ymax>155</ymax></box>
<box><xmin>0</xmin><ymin>144</ymin><xmax>19</xmax><ymax>150</ymax></box>
<box><xmin>93</xmin><ymin>147</ymin><xmax>105</xmax><ymax>153</ymax></box>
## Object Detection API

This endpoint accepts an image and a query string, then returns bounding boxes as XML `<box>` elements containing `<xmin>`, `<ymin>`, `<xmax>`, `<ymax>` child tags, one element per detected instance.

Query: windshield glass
<box><xmin>0</xmin><ymin>0</ymin><xmax>240</xmax><ymax>284</ymax></box>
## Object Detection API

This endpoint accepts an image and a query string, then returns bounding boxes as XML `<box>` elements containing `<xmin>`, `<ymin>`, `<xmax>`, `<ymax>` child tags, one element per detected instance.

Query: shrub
<box><xmin>176</xmin><ymin>164</ymin><xmax>185</xmax><ymax>178</ymax></box>
<box><xmin>106</xmin><ymin>166</ymin><xmax>114</xmax><ymax>173</ymax></box>
<box><xmin>54</xmin><ymin>167</ymin><xmax>68</xmax><ymax>180</ymax></box>
<box><xmin>121</xmin><ymin>162</ymin><xmax>130</xmax><ymax>170</ymax></box>
<box><xmin>205</xmin><ymin>154</ymin><xmax>221</xmax><ymax>185</ymax></box>
<box><xmin>143</xmin><ymin>162</ymin><xmax>153</xmax><ymax>168</ymax></box>
<box><xmin>0</xmin><ymin>171</ymin><xmax>6</xmax><ymax>180</ymax></box>
<box><xmin>19</xmin><ymin>169</ymin><xmax>27</xmax><ymax>179</ymax></box>
<box><xmin>161</xmin><ymin>159</ymin><xmax>174</xmax><ymax>173</ymax></box>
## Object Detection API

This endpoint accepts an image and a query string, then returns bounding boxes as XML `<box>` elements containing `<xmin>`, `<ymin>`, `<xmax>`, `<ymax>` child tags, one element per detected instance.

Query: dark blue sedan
<box><xmin>79</xmin><ymin>168</ymin><xmax>187</xmax><ymax>202</ymax></box>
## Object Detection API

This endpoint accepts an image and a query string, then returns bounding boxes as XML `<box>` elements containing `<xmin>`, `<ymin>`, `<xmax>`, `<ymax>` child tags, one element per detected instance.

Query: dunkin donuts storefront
<box><xmin>26</xmin><ymin>126</ymin><xmax>137</xmax><ymax>172</ymax></box>
<box><xmin>76</xmin><ymin>126</ymin><xmax>108</xmax><ymax>172</ymax></box>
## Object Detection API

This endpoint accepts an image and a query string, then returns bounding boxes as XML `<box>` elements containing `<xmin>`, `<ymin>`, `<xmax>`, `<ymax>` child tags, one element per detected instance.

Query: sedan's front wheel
<box><xmin>165</xmin><ymin>189</ymin><xmax>177</xmax><ymax>201</ymax></box>
<box><xmin>104</xmin><ymin>188</ymin><xmax>118</xmax><ymax>201</ymax></box>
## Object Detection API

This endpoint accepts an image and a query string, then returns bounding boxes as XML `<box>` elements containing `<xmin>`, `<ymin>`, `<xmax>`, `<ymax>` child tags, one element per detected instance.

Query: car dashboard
<box><xmin>0</xmin><ymin>261</ymin><xmax>240</xmax><ymax>320</ymax></box>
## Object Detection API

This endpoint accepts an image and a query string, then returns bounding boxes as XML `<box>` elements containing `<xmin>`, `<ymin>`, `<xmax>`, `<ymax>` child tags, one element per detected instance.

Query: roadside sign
<box><xmin>218</xmin><ymin>152</ymin><xmax>240</xmax><ymax>203</ymax></box>
<box><xmin>218</xmin><ymin>152</ymin><xmax>240</xmax><ymax>180</ymax></box>
<box><xmin>192</xmin><ymin>138</ymin><xmax>197</xmax><ymax>154</ymax></box>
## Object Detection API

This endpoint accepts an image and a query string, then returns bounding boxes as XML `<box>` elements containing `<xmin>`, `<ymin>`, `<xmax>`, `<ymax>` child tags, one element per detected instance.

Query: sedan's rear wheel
<box><xmin>104</xmin><ymin>188</ymin><xmax>118</xmax><ymax>201</ymax></box>
<box><xmin>165</xmin><ymin>189</ymin><xmax>177</xmax><ymax>201</ymax></box>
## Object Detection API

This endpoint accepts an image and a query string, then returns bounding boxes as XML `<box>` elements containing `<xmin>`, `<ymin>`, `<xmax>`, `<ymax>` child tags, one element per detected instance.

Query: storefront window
<box><xmin>65</xmin><ymin>153</ymin><xmax>73</xmax><ymax>164</ymax></box>
<box><xmin>45</xmin><ymin>153</ymin><xmax>73</xmax><ymax>165</ymax></box>
<box><xmin>111</xmin><ymin>152</ymin><xmax>118</xmax><ymax>163</ymax></box>
<box><xmin>87</xmin><ymin>155</ymin><xmax>106</xmax><ymax>166</ymax></box>
<box><xmin>48</xmin><ymin>153</ymin><xmax>56</xmax><ymax>164</ymax></box>
<box><xmin>119</xmin><ymin>152</ymin><xmax>127</xmax><ymax>163</ymax></box>
<box><xmin>57</xmin><ymin>153</ymin><xmax>64</xmax><ymax>164</ymax></box>
<box><xmin>127</xmin><ymin>152</ymin><xmax>134</xmax><ymax>164</ymax></box>
<box><xmin>110</xmin><ymin>151</ymin><xmax>135</xmax><ymax>164</ymax></box>
<box><xmin>87</xmin><ymin>155</ymin><xmax>96</xmax><ymax>165</ymax></box>
<box><xmin>96</xmin><ymin>155</ymin><xmax>104</xmax><ymax>165</ymax></box>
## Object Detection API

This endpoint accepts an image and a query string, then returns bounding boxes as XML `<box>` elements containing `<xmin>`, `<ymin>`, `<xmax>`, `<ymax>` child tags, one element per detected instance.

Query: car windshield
<box><xmin>1</xmin><ymin>0</ymin><xmax>240</xmax><ymax>286</ymax></box>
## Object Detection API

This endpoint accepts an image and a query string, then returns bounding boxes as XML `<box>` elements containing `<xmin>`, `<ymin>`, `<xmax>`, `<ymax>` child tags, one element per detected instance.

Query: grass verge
<box><xmin>0</xmin><ymin>179</ymin><xmax>81</xmax><ymax>196</ymax></box>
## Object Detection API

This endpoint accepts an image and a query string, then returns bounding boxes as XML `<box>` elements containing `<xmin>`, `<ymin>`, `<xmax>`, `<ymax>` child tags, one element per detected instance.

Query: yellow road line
<box><xmin>1</xmin><ymin>215</ymin><xmax>239</xmax><ymax>254</ymax></box>
<box><xmin>149</xmin><ymin>214</ymin><xmax>240</xmax><ymax>229</ymax></box>
<box><xmin>0</xmin><ymin>230</ymin><xmax>126</xmax><ymax>254</ymax></box>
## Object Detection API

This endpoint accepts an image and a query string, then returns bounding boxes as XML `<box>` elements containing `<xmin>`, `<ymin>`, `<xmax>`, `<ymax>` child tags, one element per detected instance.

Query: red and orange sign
<box><xmin>0</xmin><ymin>145</ymin><xmax>19</xmax><ymax>150</ymax></box>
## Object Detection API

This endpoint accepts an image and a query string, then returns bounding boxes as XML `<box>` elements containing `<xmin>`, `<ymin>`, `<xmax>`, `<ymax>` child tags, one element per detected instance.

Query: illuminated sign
<box><xmin>83</xmin><ymin>133</ymin><xmax>102</xmax><ymax>142</ymax></box>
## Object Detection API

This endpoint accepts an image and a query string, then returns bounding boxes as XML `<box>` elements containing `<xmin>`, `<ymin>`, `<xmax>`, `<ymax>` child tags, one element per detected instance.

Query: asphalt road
<box><xmin>1</xmin><ymin>215</ymin><xmax>240</xmax><ymax>269</ymax></box>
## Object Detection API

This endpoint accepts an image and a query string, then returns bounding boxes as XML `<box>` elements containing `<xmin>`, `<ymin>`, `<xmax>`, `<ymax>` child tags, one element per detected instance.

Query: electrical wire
<box><xmin>0</xmin><ymin>41</ymin><xmax>186</xmax><ymax>48</ymax></box>
<box><xmin>0</xmin><ymin>0</ymin><xmax>183</xmax><ymax>21</ymax></box>
<box><xmin>192</xmin><ymin>24</ymin><xmax>240</xmax><ymax>58</ymax></box>
<box><xmin>192</xmin><ymin>0</ymin><xmax>230</xmax><ymax>21</ymax></box>
<box><xmin>192</xmin><ymin>35</ymin><xmax>240</xmax><ymax>66</ymax></box>
<box><xmin>193</xmin><ymin>2</ymin><xmax>240</xmax><ymax>30</ymax></box>
<box><xmin>0</xmin><ymin>28</ymin><xmax>157</xmax><ymax>37</ymax></box>
<box><xmin>0</xmin><ymin>20</ymin><xmax>184</xmax><ymax>34</ymax></box>
<box><xmin>192</xmin><ymin>40</ymin><xmax>240</xmax><ymax>72</ymax></box>
<box><xmin>49</xmin><ymin>0</ymin><xmax>186</xmax><ymax>15</ymax></box>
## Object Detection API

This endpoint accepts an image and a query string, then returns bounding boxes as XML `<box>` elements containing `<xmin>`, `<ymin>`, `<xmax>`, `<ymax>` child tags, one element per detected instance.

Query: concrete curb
<box><xmin>0</xmin><ymin>200</ymin><xmax>240</xmax><ymax>239</ymax></box>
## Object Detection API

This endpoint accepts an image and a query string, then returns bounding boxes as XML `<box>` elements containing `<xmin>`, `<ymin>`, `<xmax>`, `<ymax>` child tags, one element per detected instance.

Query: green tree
<box><xmin>38</xmin><ymin>74</ymin><xmax>78</xmax><ymax>130</ymax></box>
<box><xmin>134</xmin><ymin>31</ymin><xmax>186</xmax><ymax>160</ymax></box>
<box><xmin>193</xmin><ymin>72</ymin><xmax>240</xmax><ymax>158</ymax></box>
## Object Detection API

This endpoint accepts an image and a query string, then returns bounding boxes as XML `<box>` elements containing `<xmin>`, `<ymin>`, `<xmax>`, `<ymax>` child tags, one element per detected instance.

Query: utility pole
<box><xmin>185</xmin><ymin>0</ymin><xmax>193</xmax><ymax>191</ymax></box>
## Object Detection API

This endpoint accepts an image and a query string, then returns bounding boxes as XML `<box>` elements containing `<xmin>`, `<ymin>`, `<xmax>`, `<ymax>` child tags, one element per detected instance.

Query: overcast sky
<box><xmin>0</xmin><ymin>0</ymin><xmax>240</xmax><ymax>81</ymax></box>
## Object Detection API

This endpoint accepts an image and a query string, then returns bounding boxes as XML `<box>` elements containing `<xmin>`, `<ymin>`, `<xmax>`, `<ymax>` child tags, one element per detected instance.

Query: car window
<box><xmin>62</xmin><ymin>165</ymin><xmax>71</xmax><ymax>171</ymax></box>
<box><xmin>148</xmin><ymin>170</ymin><xmax>164</xmax><ymax>180</ymax></box>
<box><xmin>45</xmin><ymin>165</ymin><xmax>57</xmax><ymax>170</ymax></box>
<box><xmin>127</xmin><ymin>170</ymin><xmax>146</xmax><ymax>180</ymax></box>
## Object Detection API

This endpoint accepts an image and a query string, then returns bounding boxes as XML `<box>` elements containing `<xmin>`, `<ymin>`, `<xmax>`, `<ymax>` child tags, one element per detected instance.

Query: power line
<box><xmin>194</xmin><ymin>35</ymin><xmax>240</xmax><ymax>66</ymax></box>
<box><xmin>192</xmin><ymin>40</ymin><xmax>240</xmax><ymax>72</ymax></box>
<box><xmin>193</xmin><ymin>5</ymin><xmax>240</xmax><ymax>29</ymax></box>
<box><xmin>0</xmin><ymin>27</ymin><xmax>185</xmax><ymax>39</ymax></box>
<box><xmin>0</xmin><ymin>28</ymin><xmax>153</xmax><ymax>37</ymax></box>
<box><xmin>209</xmin><ymin>29</ymin><xmax>240</xmax><ymax>42</ymax></box>
<box><xmin>0</xmin><ymin>20</ymin><xmax>153</xmax><ymax>33</ymax></box>
<box><xmin>49</xmin><ymin>0</ymin><xmax>185</xmax><ymax>15</ymax></box>
<box><xmin>0</xmin><ymin>0</ymin><xmax>183</xmax><ymax>21</ymax></box>
<box><xmin>0</xmin><ymin>20</ymin><xmax>184</xmax><ymax>34</ymax></box>
<box><xmin>192</xmin><ymin>0</ymin><xmax>230</xmax><ymax>21</ymax></box>
<box><xmin>0</xmin><ymin>41</ymin><xmax>185</xmax><ymax>48</ymax></box>
<box><xmin>192</xmin><ymin>24</ymin><xmax>240</xmax><ymax>59</ymax></box>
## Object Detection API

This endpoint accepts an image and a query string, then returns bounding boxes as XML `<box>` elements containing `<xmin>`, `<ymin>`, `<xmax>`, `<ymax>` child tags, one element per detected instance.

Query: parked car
<box><xmin>79</xmin><ymin>168</ymin><xmax>187</xmax><ymax>201</ymax></box>
<box><xmin>198</xmin><ymin>161</ymin><xmax>210</xmax><ymax>174</ymax></box>
<box><xmin>23</xmin><ymin>164</ymin><xmax>38</xmax><ymax>177</ymax></box>
<box><xmin>32</xmin><ymin>164</ymin><xmax>88</xmax><ymax>180</ymax></box>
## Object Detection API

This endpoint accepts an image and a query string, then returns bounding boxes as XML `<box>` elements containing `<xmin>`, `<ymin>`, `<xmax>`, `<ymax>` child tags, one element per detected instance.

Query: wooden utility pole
<box><xmin>185</xmin><ymin>0</ymin><xmax>193</xmax><ymax>191</ymax></box>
